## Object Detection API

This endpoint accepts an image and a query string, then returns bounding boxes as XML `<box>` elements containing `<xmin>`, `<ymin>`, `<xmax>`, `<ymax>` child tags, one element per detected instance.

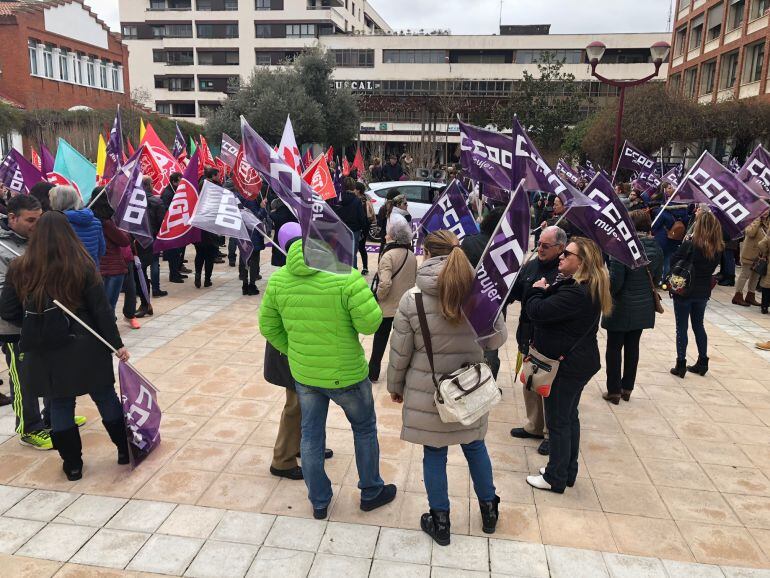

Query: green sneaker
<box><xmin>74</xmin><ymin>416</ymin><xmax>87</xmax><ymax>428</ymax></box>
<box><xmin>19</xmin><ymin>430</ymin><xmax>53</xmax><ymax>450</ymax></box>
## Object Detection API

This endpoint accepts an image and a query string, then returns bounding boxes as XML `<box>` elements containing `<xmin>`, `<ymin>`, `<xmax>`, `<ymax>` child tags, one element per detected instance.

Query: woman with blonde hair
<box><xmin>525</xmin><ymin>237</ymin><xmax>612</xmax><ymax>494</ymax></box>
<box><xmin>670</xmin><ymin>208</ymin><xmax>723</xmax><ymax>378</ymax></box>
<box><xmin>387</xmin><ymin>230</ymin><xmax>507</xmax><ymax>546</ymax></box>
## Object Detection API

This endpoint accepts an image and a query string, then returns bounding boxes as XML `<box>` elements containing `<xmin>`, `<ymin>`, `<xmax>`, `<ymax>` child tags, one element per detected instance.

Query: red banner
<box><xmin>233</xmin><ymin>146</ymin><xmax>263</xmax><ymax>201</ymax></box>
<box><xmin>303</xmin><ymin>154</ymin><xmax>337</xmax><ymax>201</ymax></box>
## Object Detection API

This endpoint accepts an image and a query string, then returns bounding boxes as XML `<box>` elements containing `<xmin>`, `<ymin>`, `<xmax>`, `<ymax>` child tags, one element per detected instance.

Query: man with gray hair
<box><xmin>508</xmin><ymin>225</ymin><xmax>567</xmax><ymax>456</ymax></box>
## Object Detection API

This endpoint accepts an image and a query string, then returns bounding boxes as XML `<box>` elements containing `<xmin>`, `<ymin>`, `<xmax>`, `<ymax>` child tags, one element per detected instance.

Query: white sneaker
<box><xmin>539</xmin><ymin>466</ymin><xmax>546</xmax><ymax>475</ymax></box>
<box><xmin>526</xmin><ymin>474</ymin><xmax>564</xmax><ymax>494</ymax></box>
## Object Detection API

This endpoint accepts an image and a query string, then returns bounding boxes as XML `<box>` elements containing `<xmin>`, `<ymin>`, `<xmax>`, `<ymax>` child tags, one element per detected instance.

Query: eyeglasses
<box><xmin>538</xmin><ymin>242</ymin><xmax>556</xmax><ymax>250</ymax></box>
<box><xmin>561</xmin><ymin>249</ymin><xmax>580</xmax><ymax>259</ymax></box>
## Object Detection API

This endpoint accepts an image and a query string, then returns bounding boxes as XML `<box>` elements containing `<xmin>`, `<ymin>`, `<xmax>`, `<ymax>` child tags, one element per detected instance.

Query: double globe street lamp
<box><xmin>586</xmin><ymin>40</ymin><xmax>671</xmax><ymax>171</ymax></box>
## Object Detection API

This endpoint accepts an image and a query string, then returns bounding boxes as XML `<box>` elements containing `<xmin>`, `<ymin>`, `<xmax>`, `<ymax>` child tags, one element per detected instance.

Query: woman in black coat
<box><xmin>269</xmin><ymin>199</ymin><xmax>298</xmax><ymax>267</ymax></box>
<box><xmin>601</xmin><ymin>211</ymin><xmax>664</xmax><ymax>403</ymax></box>
<box><xmin>0</xmin><ymin>212</ymin><xmax>130</xmax><ymax>481</ymax></box>
<box><xmin>524</xmin><ymin>237</ymin><xmax>613</xmax><ymax>494</ymax></box>
<box><xmin>670</xmin><ymin>208</ymin><xmax>723</xmax><ymax>378</ymax></box>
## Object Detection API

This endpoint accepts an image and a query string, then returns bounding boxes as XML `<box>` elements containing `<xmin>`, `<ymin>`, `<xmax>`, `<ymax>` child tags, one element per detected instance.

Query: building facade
<box><xmin>119</xmin><ymin>0</ymin><xmax>669</xmax><ymax>156</ymax></box>
<box><xmin>667</xmin><ymin>0</ymin><xmax>769</xmax><ymax>103</ymax></box>
<box><xmin>0</xmin><ymin>0</ymin><xmax>130</xmax><ymax>112</ymax></box>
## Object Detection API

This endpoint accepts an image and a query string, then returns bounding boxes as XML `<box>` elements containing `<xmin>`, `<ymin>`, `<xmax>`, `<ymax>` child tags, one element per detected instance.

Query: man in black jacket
<box><xmin>161</xmin><ymin>172</ymin><xmax>186</xmax><ymax>284</ymax></box>
<box><xmin>332</xmin><ymin>178</ymin><xmax>368</xmax><ymax>269</ymax></box>
<box><xmin>381</xmin><ymin>155</ymin><xmax>404</xmax><ymax>182</ymax></box>
<box><xmin>508</xmin><ymin>225</ymin><xmax>566</xmax><ymax>455</ymax></box>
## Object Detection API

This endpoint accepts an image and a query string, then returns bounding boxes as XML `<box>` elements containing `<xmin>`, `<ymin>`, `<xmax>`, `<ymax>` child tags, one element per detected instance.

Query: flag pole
<box><xmin>0</xmin><ymin>241</ymin><xmax>21</xmax><ymax>257</ymax></box>
<box><xmin>87</xmin><ymin>187</ymin><xmax>106</xmax><ymax>208</ymax></box>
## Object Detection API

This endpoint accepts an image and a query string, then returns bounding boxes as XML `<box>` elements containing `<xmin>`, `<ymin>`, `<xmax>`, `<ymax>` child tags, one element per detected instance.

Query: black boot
<box><xmin>242</xmin><ymin>283</ymin><xmax>249</xmax><ymax>295</ymax></box>
<box><xmin>103</xmin><ymin>418</ymin><xmax>130</xmax><ymax>465</ymax></box>
<box><xmin>670</xmin><ymin>359</ymin><xmax>687</xmax><ymax>378</ymax></box>
<box><xmin>420</xmin><ymin>509</ymin><xmax>450</xmax><ymax>546</ymax></box>
<box><xmin>204</xmin><ymin>278</ymin><xmax>212</xmax><ymax>288</ymax></box>
<box><xmin>194</xmin><ymin>275</ymin><xmax>201</xmax><ymax>289</ymax></box>
<box><xmin>479</xmin><ymin>495</ymin><xmax>500</xmax><ymax>534</ymax></box>
<box><xmin>247</xmin><ymin>283</ymin><xmax>259</xmax><ymax>295</ymax></box>
<box><xmin>50</xmin><ymin>427</ymin><xmax>83</xmax><ymax>481</ymax></box>
<box><xmin>687</xmin><ymin>356</ymin><xmax>709</xmax><ymax>376</ymax></box>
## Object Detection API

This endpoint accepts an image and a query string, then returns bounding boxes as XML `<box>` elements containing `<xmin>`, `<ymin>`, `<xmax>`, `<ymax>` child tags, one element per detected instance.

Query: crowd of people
<box><xmin>0</xmin><ymin>159</ymin><xmax>769</xmax><ymax>549</ymax></box>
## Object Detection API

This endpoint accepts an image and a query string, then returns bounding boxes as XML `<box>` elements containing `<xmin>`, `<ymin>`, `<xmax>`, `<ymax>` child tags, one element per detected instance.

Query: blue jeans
<box><xmin>721</xmin><ymin>250</ymin><xmax>736</xmax><ymax>278</ymax></box>
<box><xmin>50</xmin><ymin>386</ymin><xmax>123</xmax><ymax>432</ymax></box>
<box><xmin>423</xmin><ymin>440</ymin><xmax>496</xmax><ymax>511</ymax></box>
<box><xmin>673</xmin><ymin>296</ymin><xmax>708</xmax><ymax>361</ymax></box>
<box><xmin>295</xmin><ymin>378</ymin><xmax>383</xmax><ymax>510</ymax></box>
<box><xmin>103</xmin><ymin>274</ymin><xmax>126</xmax><ymax>312</ymax></box>
<box><xmin>150</xmin><ymin>254</ymin><xmax>160</xmax><ymax>292</ymax></box>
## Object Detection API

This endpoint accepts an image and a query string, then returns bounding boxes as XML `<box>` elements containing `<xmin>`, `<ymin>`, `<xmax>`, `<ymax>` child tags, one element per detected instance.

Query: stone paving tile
<box><xmin>69</xmin><ymin>528</ymin><xmax>150</xmax><ymax>569</ymax></box>
<box><xmin>603</xmin><ymin>552</ymin><xmax>668</xmax><ymax>577</ymax></box>
<box><xmin>263</xmin><ymin>515</ymin><xmax>327</xmax><ymax>552</ymax></box>
<box><xmin>369</xmin><ymin>559</ymin><xmax>431</xmax><ymax>578</ymax></box>
<box><xmin>431</xmin><ymin>534</ymin><xmax>489</xmax><ymax>571</ymax></box>
<box><xmin>488</xmin><ymin>539</ymin><xmax>548</xmax><ymax>577</ymax></box>
<box><xmin>0</xmin><ymin>517</ymin><xmax>45</xmax><ymax>554</ymax></box>
<box><xmin>662</xmin><ymin>559</ymin><xmax>726</xmax><ymax>577</ymax></box>
<box><xmin>210</xmin><ymin>511</ymin><xmax>275</xmax><ymax>545</ymax></box>
<box><xmin>126</xmin><ymin>534</ymin><xmax>203</xmax><ymax>575</ymax></box>
<box><xmin>184</xmin><ymin>540</ymin><xmax>258</xmax><ymax>578</ymax></box>
<box><xmin>0</xmin><ymin>485</ymin><xmax>31</xmax><ymax>514</ymax></box>
<box><xmin>374</xmin><ymin>527</ymin><xmax>432</xmax><ymax>565</ymax></box>
<box><xmin>4</xmin><ymin>490</ymin><xmax>78</xmax><ymax>522</ymax></box>
<box><xmin>54</xmin><ymin>495</ymin><xmax>127</xmax><ymax>527</ymax></box>
<box><xmin>308</xmin><ymin>552</ymin><xmax>372</xmax><ymax>577</ymax></box>
<box><xmin>157</xmin><ymin>505</ymin><xmax>225</xmax><ymax>539</ymax></box>
<box><xmin>546</xmin><ymin>545</ymin><xmax>610</xmax><ymax>578</ymax></box>
<box><xmin>245</xmin><ymin>546</ymin><xmax>315</xmax><ymax>578</ymax></box>
<box><xmin>106</xmin><ymin>499</ymin><xmax>177</xmax><ymax>533</ymax></box>
<box><xmin>317</xmin><ymin>521</ymin><xmax>379</xmax><ymax>558</ymax></box>
<box><xmin>16</xmin><ymin>522</ymin><xmax>96</xmax><ymax>562</ymax></box>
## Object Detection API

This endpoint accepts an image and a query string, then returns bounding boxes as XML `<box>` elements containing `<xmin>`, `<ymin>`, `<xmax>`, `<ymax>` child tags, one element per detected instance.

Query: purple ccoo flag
<box><xmin>104</xmin><ymin>106</ymin><xmax>123</xmax><ymax>182</ymax></box>
<box><xmin>566</xmin><ymin>173</ymin><xmax>650</xmax><ymax>269</ymax></box>
<box><xmin>241</xmin><ymin>117</ymin><xmax>354</xmax><ymax>274</ymax></box>
<box><xmin>220</xmin><ymin>133</ymin><xmax>240</xmax><ymax>170</ymax></box>
<box><xmin>40</xmin><ymin>143</ymin><xmax>55</xmax><ymax>176</ymax></box>
<box><xmin>113</xmin><ymin>152</ymin><xmax>154</xmax><ymax>247</ymax></box>
<box><xmin>662</xmin><ymin>164</ymin><xmax>684</xmax><ymax>188</ymax></box>
<box><xmin>556</xmin><ymin>160</ymin><xmax>581</xmax><ymax>187</ymax></box>
<box><xmin>0</xmin><ymin>149</ymin><xmax>44</xmax><ymax>194</ymax></box>
<box><xmin>458</xmin><ymin>118</ymin><xmax>515</xmax><ymax>192</ymax></box>
<box><xmin>189</xmin><ymin>181</ymin><xmax>253</xmax><ymax>239</ymax></box>
<box><xmin>172</xmin><ymin>123</ymin><xmax>186</xmax><ymax>161</ymax></box>
<box><xmin>420</xmin><ymin>180</ymin><xmax>479</xmax><ymax>241</ymax></box>
<box><xmin>462</xmin><ymin>183</ymin><xmax>530</xmax><ymax>339</ymax></box>
<box><xmin>616</xmin><ymin>140</ymin><xmax>660</xmax><ymax>176</ymax></box>
<box><xmin>674</xmin><ymin>151</ymin><xmax>768</xmax><ymax>239</ymax></box>
<box><xmin>737</xmin><ymin>144</ymin><xmax>770</xmax><ymax>200</ymax></box>
<box><xmin>118</xmin><ymin>361</ymin><xmax>162</xmax><ymax>469</ymax></box>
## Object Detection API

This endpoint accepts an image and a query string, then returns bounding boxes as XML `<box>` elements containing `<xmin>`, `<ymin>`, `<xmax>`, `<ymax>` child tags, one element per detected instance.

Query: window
<box><xmin>196</xmin><ymin>22</ymin><xmax>238</xmax><ymax>38</ymax></box>
<box><xmin>286</xmin><ymin>24</ymin><xmax>316</xmax><ymax>37</ymax></box>
<box><xmin>751</xmin><ymin>0</ymin><xmax>769</xmax><ymax>18</ymax></box>
<box><xmin>669</xmin><ymin>73</ymin><xmax>682</xmax><ymax>94</ymax></box>
<box><xmin>122</xmin><ymin>25</ymin><xmax>138</xmax><ymax>39</ymax></box>
<box><xmin>330</xmin><ymin>49</ymin><xmax>374</xmax><ymax>67</ymax></box>
<box><xmin>700</xmin><ymin>60</ymin><xmax>717</xmax><ymax>93</ymax></box>
<box><xmin>743</xmin><ymin>41</ymin><xmax>766</xmax><ymax>82</ymax></box>
<box><xmin>679</xmin><ymin>0</ymin><xmax>691</xmax><ymax>9</ymax></box>
<box><xmin>689</xmin><ymin>14</ymin><xmax>704</xmax><ymax>50</ymax></box>
<box><xmin>74</xmin><ymin>52</ymin><xmax>84</xmax><ymax>84</ymax></box>
<box><xmin>255</xmin><ymin>0</ymin><xmax>271</xmax><ymax>8</ymax></box>
<box><xmin>256</xmin><ymin>52</ymin><xmax>272</xmax><ymax>65</ymax></box>
<box><xmin>707</xmin><ymin>4</ymin><xmax>724</xmax><ymax>41</ymax></box>
<box><xmin>86</xmin><ymin>57</ymin><xmax>96</xmax><ymax>86</ymax></box>
<box><xmin>155</xmin><ymin>77</ymin><xmax>194</xmax><ymax>91</ymax></box>
<box><xmin>58</xmin><ymin>48</ymin><xmax>69</xmax><ymax>81</ymax></box>
<box><xmin>156</xmin><ymin>102</ymin><xmax>196</xmax><ymax>117</ymax></box>
<box><xmin>729</xmin><ymin>0</ymin><xmax>746</xmax><ymax>30</ymax></box>
<box><xmin>42</xmin><ymin>44</ymin><xmax>54</xmax><ymax>78</ymax></box>
<box><xmin>684</xmin><ymin>67</ymin><xmax>697</xmax><ymax>97</ymax></box>
<box><xmin>196</xmin><ymin>0</ymin><xmax>238</xmax><ymax>8</ymax></box>
<box><xmin>456</xmin><ymin>52</ymin><xmax>506</xmax><ymax>64</ymax></box>
<box><xmin>112</xmin><ymin>67</ymin><xmax>120</xmax><ymax>91</ymax></box>
<box><xmin>99</xmin><ymin>62</ymin><xmax>108</xmax><ymax>88</ymax></box>
<box><xmin>383</xmin><ymin>50</ymin><xmax>446</xmax><ymax>64</ymax></box>
<box><xmin>153</xmin><ymin>49</ymin><xmax>194</xmax><ymax>65</ymax></box>
<box><xmin>151</xmin><ymin>23</ymin><xmax>193</xmax><ymax>38</ymax></box>
<box><xmin>197</xmin><ymin>50</ymin><xmax>239</xmax><ymax>65</ymax></box>
<box><xmin>150</xmin><ymin>0</ymin><xmax>191</xmax><ymax>8</ymax></box>
<box><xmin>674</xmin><ymin>26</ymin><xmax>687</xmax><ymax>56</ymax></box>
<box><xmin>720</xmin><ymin>50</ymin><xmax>740</xmax><ymax>88</ymax></box>
<box><xmin>255</xmin><ymin>23</ymin><xmax>273</xmax><ymax>37</ymax></box>
<box><xmin>514</xmin><ymin>49</ymin><xmax>581</xmax><ymax>64</ymax></box>
<box><xmin>28</xmin><ymin>40</ymin><xmax>38</xmax><ymax>75</ymax></box>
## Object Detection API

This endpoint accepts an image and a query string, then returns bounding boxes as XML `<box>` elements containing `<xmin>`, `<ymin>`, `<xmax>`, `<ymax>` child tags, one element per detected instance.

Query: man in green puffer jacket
<box><xmin>259</xmin><ymin>233</ymin><xmax>397</xmax><ymax>519</ymax></box>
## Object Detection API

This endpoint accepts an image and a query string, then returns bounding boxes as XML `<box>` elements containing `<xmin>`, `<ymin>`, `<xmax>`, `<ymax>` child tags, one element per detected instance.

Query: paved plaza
<box><xmin>0</xmin><ymin>256</ymin><xmax>770</xmax><ymax>577</ymax></box>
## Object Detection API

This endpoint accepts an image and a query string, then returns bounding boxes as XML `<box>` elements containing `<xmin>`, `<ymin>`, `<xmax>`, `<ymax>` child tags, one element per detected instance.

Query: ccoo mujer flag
<box><xmin>420</xmin><ymin>180</ymin><xmax>479</xmax><ymax>241</ymax></box>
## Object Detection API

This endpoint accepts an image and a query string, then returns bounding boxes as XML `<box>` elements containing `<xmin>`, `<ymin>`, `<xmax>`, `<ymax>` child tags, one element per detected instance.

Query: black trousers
<box><xmin>194</xmin><ymin>243</ymin><xmax>217</xmax><ymax>281</ymax></box>
<box><xmin>166</xmin><ymin>247</ymin><xmax>184</xmax><ymax>279</ymax></box>
<box><xmin>368</xmin><ymin>317</ymin><xmax>394</xmax><ymax>381</ymax></box>
<box><xmin>239</xmin><ymin>250</ymin><xmax>261</xmax><ymax>285</ymax></box>
<box><xmin>762</xmin><ymin>287</ymin><xmax>770</xmax><ymax>310</ymax></box>
<box><xmin>358</xmin><ymin>232</ymin><xmax>368</xmax><ymax>270</ymax></box>
<box><xmin>605</xmin><ymin>329</ymin><xmax>643</xmax><ymax>394</ymax></box>
<box><xmin>543</xmin><ymin>375</ymin><xmax>587</xmax><ymax>491</ymax></box>
<box><xmin>122</xmin><ymin>260</ymin><xmax>137</xmax><ymax>318</ymax></box>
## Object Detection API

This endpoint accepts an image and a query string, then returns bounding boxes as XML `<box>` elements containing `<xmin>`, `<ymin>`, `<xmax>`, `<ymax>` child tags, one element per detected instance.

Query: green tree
<box><xmin>205</xmin><ymin>48</ymin><xmax>360</xmax><ymax>150</ymax></box>
<box><xmin>492</xmin><ymin>53</ymin><xmax>587</xmax><ymax>151</ymax></box>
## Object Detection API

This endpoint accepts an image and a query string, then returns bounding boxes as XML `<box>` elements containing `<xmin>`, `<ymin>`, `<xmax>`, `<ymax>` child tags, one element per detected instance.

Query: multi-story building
<box><xmin>119</xmin><ymin>0</ymin><xmax>669</xmax><ymax>155</ymax></box>
<box><xmin>0</xmin><ymin>0</ymin><xmax>129</xmax><ymax>112</ymax></box>
<box><xmin>667</xmin><ymin>0</ymin><xmax>769</xmax><ymax>103</ymax></box>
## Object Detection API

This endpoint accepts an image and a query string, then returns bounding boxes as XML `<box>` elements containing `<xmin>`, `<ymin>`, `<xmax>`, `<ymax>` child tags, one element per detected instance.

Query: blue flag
<box><xmin>53</xmin><ymin>138</ymin><xmax>97</xmax><ymax>200</ymax></box>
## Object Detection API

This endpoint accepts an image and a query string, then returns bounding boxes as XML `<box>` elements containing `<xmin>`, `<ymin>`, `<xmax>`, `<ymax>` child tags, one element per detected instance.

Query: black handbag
<box><xmin>370</xmin><ymin>245</ymin><xmax>409</xmax><ymax>299</ymax></box>
<box><xmin>19</xmin><ymin>297</ymin><xmax>74</xmax><ymax>353</ymax></box>
<box><xmin>752</xmin><ymin>258</ymin><xmax>768</xmax><ymax>277</ymax></box>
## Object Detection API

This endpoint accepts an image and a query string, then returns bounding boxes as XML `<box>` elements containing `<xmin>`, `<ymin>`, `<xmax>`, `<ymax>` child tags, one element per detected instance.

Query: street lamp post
<box><xmin>586</xmin><ymin>40</ymin><xmax>671</xmax><ymax>173</ymax></box>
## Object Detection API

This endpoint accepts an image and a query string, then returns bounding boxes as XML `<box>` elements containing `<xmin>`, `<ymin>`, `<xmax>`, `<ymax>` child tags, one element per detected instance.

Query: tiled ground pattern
<box><xmin>0</xmin><ymin>256</ymin><xmax>768</xmax><ymax>576</ymax></box>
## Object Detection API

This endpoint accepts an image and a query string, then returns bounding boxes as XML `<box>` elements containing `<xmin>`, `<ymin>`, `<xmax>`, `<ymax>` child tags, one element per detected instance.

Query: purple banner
<box><xmin>616</xmin><ymin>140</ymin><xmax>659</xmax><ymax>175</ymax></box>
<box><xmin>737</xmin><ymin>144</ymin><xmax>770</xmax><ymax>200</ymax></box>
<box><xmin>0</xmin><ymin>150</ymin><xmax>44</xmax><ymax>194</ymax></box>
<box><xmin>119</xmin><ymin>361</ymin><xmax>161</xmax><ymax>469</ymax></box>
<box><xmin>567</xmin><ymin>173</ymin><xmax>650</xmax><ymax>269</ymax></box>
<box><xmin>133</xmin><ymin>256</ymin><xmax>151</xmax><ymax>306</ymax></box>
<box><xmin>458</xmin><ymin>119</ymin><xmax>515</xmax><ymax>192</ymax></box>
<box><xmin>241</xmin><ymin>117</ymin><xmax>354</xmax><ymax>274</ymax></box>
<box><xmin>462</xmin><ymin>183</ymin><xmax>530</xmax><ymax>339</ymax></box>
<box><xmin>172</xmin><ymin>123</ymin><xmax>186</xmax><ymax>160</ymax></box>
<box><xmin>104</xmin><ymin>107</ymin><xmax>123</xmax><ymax>182</ymax></box>
<box><xmin>556</xmin><ymin>160</ymin><xmax>581</xmax><ymax>186</ymax></box>
<box><xmin>675</xmin><ymin>151</ymin><xmax>768</xmax><ymax>239</ymax></box>
<box><xmin>662</xmin><ymin>164</ymin><xmax>684</xmax><ymax>188</ymax></box>
<box><xmin>153</xmin><ymin>151</ymin><xmax>202</xmax><ymax>252</ymax></box>
<box><xmin>220</xmin><ymin>133</ymin><xmax>239</xmax><ymax>170</ymax></box>
<box><xmin>114</xmin><ymin>155</ymin><xmax>154</xmax><ymax>246</ymax></box>
<box><xmin>189</xmin><ymin>181</ymin><xmax>252</xmax><ymax>239</ymax></box>
<box><xmin>420</xmin><ymin>180</ymin><xmax>479</xmax><ymax>241</ymax></box>
<box><xmin>40</xmin><ymin>143</ymin><xmax>55</xmax><ymax>176</ymax></box>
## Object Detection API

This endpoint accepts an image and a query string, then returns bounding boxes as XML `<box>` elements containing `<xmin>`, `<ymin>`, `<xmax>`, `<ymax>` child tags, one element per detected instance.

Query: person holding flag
<box><xmin>669</xmin><ymin>209</ymin><xmax>724</xmax><ymax>378</ymax></box>
<box><xmin>387</xmin><ymin>230</ymin><xmax>507</xmax><ymax>545</ymax></box>
<box><xmin>332</xmin><ymin>177</ymin><xmax>368</xmax><ymax>270</ymax></box>
<box><xmin>88</xmin><ymin>188</ymin><xmax>131</xmax><ymax>313</ymax></box>
<box><xmin>0</xmin><ymin>211</ymin><xmax>130</xmax><ymax>481</ymax></box>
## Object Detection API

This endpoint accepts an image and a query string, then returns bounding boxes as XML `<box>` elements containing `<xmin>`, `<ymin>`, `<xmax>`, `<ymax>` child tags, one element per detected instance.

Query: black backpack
<box><xmin>19</xmin><ymin>297</ymin><xmax>74</xmax><ymax>353</ymax></box>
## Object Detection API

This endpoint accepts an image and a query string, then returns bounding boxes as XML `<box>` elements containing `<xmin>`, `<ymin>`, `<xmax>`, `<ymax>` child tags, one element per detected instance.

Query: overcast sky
<box><xmin>91</xmin><ymin>0</ymin><xmax>673</xmax><ymax>34</ymax></box>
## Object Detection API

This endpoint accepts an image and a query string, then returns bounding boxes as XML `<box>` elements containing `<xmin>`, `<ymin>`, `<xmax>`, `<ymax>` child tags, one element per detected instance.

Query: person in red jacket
<box><xmin>89</xmin><ymin>188</ymin><xmax>131</xmax><ymax>313</ymax></box>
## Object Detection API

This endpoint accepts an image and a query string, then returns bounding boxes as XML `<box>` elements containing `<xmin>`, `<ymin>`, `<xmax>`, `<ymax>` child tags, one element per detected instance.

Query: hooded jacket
<box><xmin>387</xmin><ymin>256</ymin><xmax>507</xmax><ymax>447</ymax></box>
<box><xmin>0</xmin><ymin>221</ymin><xmax>27</xmax><ymax>339</ymax></box>
<box><xmin>259</xmin><ymin>240</ymin><xmax>382</xmax><ymax>388</ymax></box>
<box><xmin>98</xmin><ymin>219</ymin><xmax>131</xmax><ymax>277</ymax></box>
<box><xmin>64</xmin><ymin>209</ymin><xmax>105</xmax><ymax>267</ymax></box>
<box><xmin>332</xmin><ymin>191</ymin><xmax>368</xmax><ymax>233</ymax></box>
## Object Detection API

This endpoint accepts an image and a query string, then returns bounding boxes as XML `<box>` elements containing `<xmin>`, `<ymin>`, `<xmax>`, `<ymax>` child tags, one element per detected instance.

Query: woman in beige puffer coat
<box><xmin>734</xmin><ymin>212</ymin><xmax>769</xmax><ymax>306</ymax></box>
<box><xmin>387</xmin><ymin>230</ymin><xmax>507</xmax><ymax>546</ymax></box>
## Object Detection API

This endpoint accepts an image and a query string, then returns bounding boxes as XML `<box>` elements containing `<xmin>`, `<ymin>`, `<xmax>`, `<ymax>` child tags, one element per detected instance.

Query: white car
<box><xmin>365</xmin><ymin>180</ymin><xmax>446</xmax><ymax>241</ymax></box>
